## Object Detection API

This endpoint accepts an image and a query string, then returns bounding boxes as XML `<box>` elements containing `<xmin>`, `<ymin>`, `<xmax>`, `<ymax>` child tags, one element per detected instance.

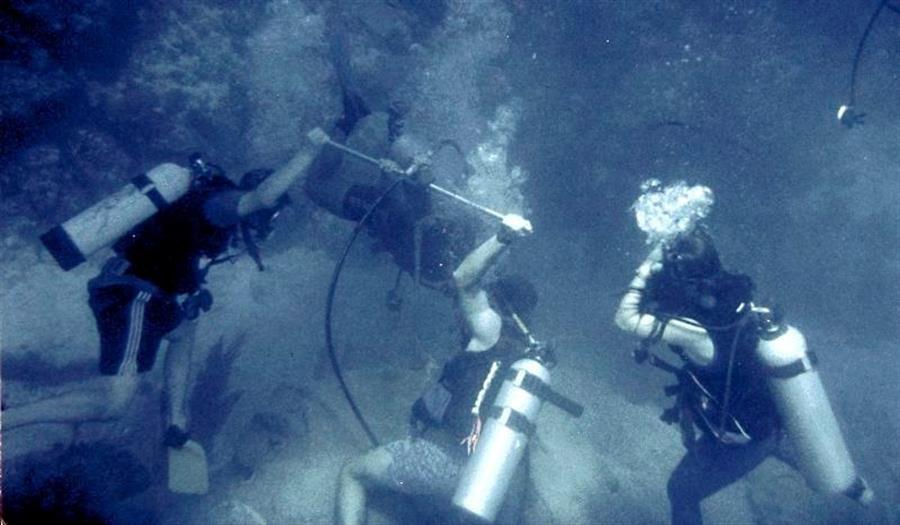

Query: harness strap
<box><xmin>504</xmin><ymin>368</ymin><xmax>584</xmax><ymax>417</ymax></box>
<box><xmin>486</xmin><ymin>405</ymin><xmax>536</xmax><ymax>436</ymax></box>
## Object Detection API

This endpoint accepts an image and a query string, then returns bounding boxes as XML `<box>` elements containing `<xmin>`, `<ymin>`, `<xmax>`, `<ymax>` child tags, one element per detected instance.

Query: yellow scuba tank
<box><xmin>754</xmin><ymin>307</ymin><xmax>872</xmax><ymax>503</ymax></box>
<box><xmin>40</xmin><ymin>163</ymin><xmax>193</xmax><ymax>271</ymax></box>
<box><xmin>452</xmin><ymin>357</ymin><xmax>550</xmax><ymax>523</ymax></box>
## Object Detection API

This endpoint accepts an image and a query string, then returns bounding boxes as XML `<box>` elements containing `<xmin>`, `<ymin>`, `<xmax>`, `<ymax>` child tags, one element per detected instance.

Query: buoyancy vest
<box><xmin>413</xmin><ymin>334</ymin><xmax>523</xmax><ymax>443</ymax></box>
<box><xmin>673</xmin><ymin>319</ymin><xmax>778</xmax><ymax>442</ymax></box>
<box><xmin>645</xmin><ymin>270</ymin><xmax>779</xmax><ymax>443</ymax></box>
<box><xmin>113</xmin><ymin>175</ymin><xmax>238</xmax><ymax>295</ymax></box>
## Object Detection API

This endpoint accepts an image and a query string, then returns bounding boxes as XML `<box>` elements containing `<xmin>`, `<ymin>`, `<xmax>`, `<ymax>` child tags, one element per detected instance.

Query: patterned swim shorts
<box><xmin>384</xmin><ymin>437</ymin><xmax>465</xmax><ymax>496</ymax></box>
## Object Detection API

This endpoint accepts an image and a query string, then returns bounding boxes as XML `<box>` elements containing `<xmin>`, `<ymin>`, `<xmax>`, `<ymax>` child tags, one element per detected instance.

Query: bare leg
<box><xmin>2</xmin><ymin>374</ymin><xmax>139</xmax><ymax>430</ymax></box>
<box><xmin>163</xmin><ymin>320</ymin><xmax>196</xmax><ymax>429</ymax></box>
<box><xmin>337</xmin><ymin>446</ymin><xmax>394</xmax><ymax>525</ymax></box>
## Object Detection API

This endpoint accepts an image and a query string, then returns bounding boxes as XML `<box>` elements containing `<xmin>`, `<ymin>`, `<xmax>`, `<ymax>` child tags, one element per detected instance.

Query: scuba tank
<box><xmin>453</xmin><ymin>311</ymin><xmax>584</xmax><ymax>523</ymax></box>
<box><xmin>753</xmin><ymin>307</ymin><xmax>872</xmax><ymax>503</ymax></box>
<box><xmin>452</xmin><ymin>357</ymin><xmax>550</xmax><ymax>523</ymax></box>
<box><xmin>40</xmin><ymin>163</ymin><xmax>193</xmax><ymax>271</ymax></box>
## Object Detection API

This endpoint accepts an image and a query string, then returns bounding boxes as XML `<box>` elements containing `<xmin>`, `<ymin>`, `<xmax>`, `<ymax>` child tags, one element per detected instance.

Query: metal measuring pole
<box><xmin>308</xmin><ymin>128</ymin><xmax>506</xmax><ymax>221</ymax></box>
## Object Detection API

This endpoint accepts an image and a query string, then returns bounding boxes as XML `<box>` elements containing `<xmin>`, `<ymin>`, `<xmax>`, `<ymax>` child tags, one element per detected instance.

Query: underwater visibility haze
<box><xmin>0</xmin><ymin>1</ymin><xmax>898</xmax><ymax>524</ymax></box>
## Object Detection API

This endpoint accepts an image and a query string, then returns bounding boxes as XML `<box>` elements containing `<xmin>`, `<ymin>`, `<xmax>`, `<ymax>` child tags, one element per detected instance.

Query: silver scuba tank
<box><xmin>452</xmin><ymin>357</ymin><xmax>550</xmax><ymax>523</ymax></box>
<box><xmin>40</xmin><ymin>163</ymin><xmax>193</xmax><ymax>271</ymax></box>
<box><xmin>754</xmin><ymin>309</ymin><xmax>872</xmax><ymax>502</ymax></box>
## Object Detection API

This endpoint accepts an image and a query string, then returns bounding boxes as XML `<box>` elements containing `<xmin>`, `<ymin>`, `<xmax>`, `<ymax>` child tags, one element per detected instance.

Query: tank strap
<box><xmin>504</xmin><ymin>368</ymin><xmax>584</xmax><ymax>417</ymax></box>
<box><xmin>486</xmin><ymin>405</ymin><xmax>536</xmax><ymax>436</ymax></box>
<box><xmin>131</xmin><ymin>173</ymin><xmax>169</xmax><ymax>210</ymax></box>
<box><xmin>765</xmin><ymin>351</ymin><xmax>818</xmax><ymax>379</ymax></box>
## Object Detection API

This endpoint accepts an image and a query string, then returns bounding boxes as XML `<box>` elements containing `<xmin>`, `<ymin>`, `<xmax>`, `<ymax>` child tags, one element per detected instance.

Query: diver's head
<box><xmin>663</xmin><ymin>227</ymin><xmax>722</xmax><ymax>281</ymax></box>
<box><xmin>651</xmin><ymin>228</ymin><xmax>754</xmax><ymax>321</ymax></box>
<box><xmin>487</xmin><ymin>274</ymin><xmax>539</xmax><ymax>321</ymax></box>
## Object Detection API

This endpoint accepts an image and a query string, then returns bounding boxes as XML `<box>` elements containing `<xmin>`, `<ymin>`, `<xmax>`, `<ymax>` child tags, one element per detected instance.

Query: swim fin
<box><xmin>168</xmin><ymin>439</ymin><xmax>209</xmax><ymax>494</ymax></box>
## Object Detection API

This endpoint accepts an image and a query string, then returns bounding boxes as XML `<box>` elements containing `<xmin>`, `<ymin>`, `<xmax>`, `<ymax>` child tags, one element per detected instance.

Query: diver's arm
<box><xmin>454</xmin><ymin>214</ymin><xmax>532</xmax><ymax>351</ymax></box>
<box><xmin>614</xmin><ymin>251</ymin><xmax>715</xmax><ymax>367</ymax></box>
<box><xmin>237</xmin><ymin>139</ymin><xmax>320</xmax><ymax>217</ymax></box>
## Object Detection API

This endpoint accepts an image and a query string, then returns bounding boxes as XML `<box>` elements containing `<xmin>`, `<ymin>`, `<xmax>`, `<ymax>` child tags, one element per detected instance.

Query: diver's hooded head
<box><xmin>650</xmin><ymin>228</ymin><xmax>753</xmax><ymax>324</ymax></box>
<box><xmin>664</xmin><ymin>227</ymin><xmax>722</xmax><ymax>281</ymax></box>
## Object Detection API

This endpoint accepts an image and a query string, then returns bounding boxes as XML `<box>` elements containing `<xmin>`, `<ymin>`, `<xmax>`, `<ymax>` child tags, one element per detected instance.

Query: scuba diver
<box><xmin>614</xmin><ymin>228</ymin><xmax>874</xmax><ymax>524</ymax></box>
<box><xmin>4</xmin><ymin>136</ymin><xmax>321</xmax><ymax>492</ymax></box>
<box><xmin>336</xmin><ymin>213</ymin><xmax>537</xmax><ymax>525</ymax></box>
<box><xmin>304</xmin><ymin>98</ymin><xmax>475</xmax><ymax>297</ymax></box>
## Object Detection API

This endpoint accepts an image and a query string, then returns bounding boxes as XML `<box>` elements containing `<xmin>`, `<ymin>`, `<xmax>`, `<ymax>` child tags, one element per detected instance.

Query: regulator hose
<box><xmin>847</xmin><ymin>0</ymin><xmax>892</xmax><ymax>108</ymax></box>
<box><xmin>325</xmin><ymin>177</ymin><xmax>406</xmax><ymax>448</ymax></box>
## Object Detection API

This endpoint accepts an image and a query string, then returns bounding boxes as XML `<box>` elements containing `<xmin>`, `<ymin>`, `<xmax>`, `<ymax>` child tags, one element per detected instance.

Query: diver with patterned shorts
<box><xmin>336</xmin><ymin>213</ymin><xmax>536</xmax><ymax>525</ymax></box>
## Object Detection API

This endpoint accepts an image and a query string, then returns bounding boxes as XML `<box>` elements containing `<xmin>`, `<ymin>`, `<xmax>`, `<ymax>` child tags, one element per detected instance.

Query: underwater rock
<box><xmin>3</xmin><ymin>0</ymin><xmax>127</xmax><ymax>70</ymax></box>
<box><xmin>2</xmin><ymin>442</ymin><xmax>151</xmax><ymax>525</ymax></box>
<box><xmin>0</xmin><ymin>144</ymin><xmax>73</xmax><ymax>222</ymax></box>
<box><xmin>64</xmin><ymin>128</ymin><xmax>134</xmax><ymax>191</ymax></box>
<box><xmin>231</xmin><ymin>411</ymin><xmax>298</xmax><ymax>480</ymax></box>
<box><xmin>90</xmin><ymin>2</ymin><xmax>248</xmax><ymax>165</ymax></box>
<box><xmin>243</xmin><ymin>1</ymin><xmax>341</xmax><ymax>167</ymax></box>
<box><xmin>0</xmin><ymin>62</ymin><xmax>75</xmax><ymax>157</ymax></box>
<box><xmin>0</xmin><ymin>130</ymin><xmax>130</xmax><ymax>224</ymax></box>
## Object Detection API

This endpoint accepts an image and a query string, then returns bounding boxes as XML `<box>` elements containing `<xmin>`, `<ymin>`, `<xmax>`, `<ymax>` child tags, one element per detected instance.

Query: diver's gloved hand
<box><xmin>636</xmin><ymin>243</ymin><xmax>664</xmax><ymax>279</ymax></box>
<box><xmin>378</xmin><ymin>158</ymin><xmax>403</xmax><ymax>174</ymax></box>
<box><xmin>163</xmin><ymin>424</ymin><xmax>190</xmax><ymax>449</ymax></box>
<box><xmin>497</xmin><ymin>214</ymin><xmax>533</xmax><ymax>244</ymax></box>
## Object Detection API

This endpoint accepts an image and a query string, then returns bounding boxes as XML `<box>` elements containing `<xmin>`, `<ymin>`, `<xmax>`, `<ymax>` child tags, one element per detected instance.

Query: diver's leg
<box><xmin>667</xmin><ymin>437</ymin><xmax>774</xmax><ymax>525</ymax></box>
<box><xmin>2</xmin><ymin>373</ymin><xmax>140</xmax><ymax>429</ymax></box>
<box><xmin>162</xmin><ymin>320</ymin><xmax>196</xmax><ymax>430</ymax></box>
<box><xmin>337</xmin><ymin>445</ymin><xmax>394</xmax><ymax>525</ymax></box>
<box><xmin>4</xmin><ymin>286</ymin><xmax>154</xmax><ymax>430</ymax></box>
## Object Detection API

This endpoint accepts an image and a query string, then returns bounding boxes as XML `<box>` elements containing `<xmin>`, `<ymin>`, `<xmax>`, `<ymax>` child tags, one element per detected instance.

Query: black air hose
<box><xmin>325</xmin><ymin>177</ymin><xmax>406</xmax><ymax>448</ymax></box>
<box><xmin>847</xmin><ymin>0</ymin><xmax>893</xmax><ymax>107</ymax></box>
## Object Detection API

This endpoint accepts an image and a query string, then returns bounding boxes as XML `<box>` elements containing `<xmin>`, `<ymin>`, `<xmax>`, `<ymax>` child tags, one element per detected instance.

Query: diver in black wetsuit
<box><xmin>615</xmin><ymin>229</ymin><xmax>873</xmax><ymax>524</ymax></box>
<box><xmin>3</xmin><ymin>140</ymin><xmax>320</xmax><ymax>459</ymax></box>
<box><xmin>304</xmin><ymin>96</ymin><xmax>474</xmax><ymax>293</ymax></box>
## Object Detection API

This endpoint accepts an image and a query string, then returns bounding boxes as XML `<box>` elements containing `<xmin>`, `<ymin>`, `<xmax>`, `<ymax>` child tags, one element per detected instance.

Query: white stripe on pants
<box><xmin>118</xmin><ymin>291</ymin><xmax>151</xmax><ymax>375</ymax></box>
